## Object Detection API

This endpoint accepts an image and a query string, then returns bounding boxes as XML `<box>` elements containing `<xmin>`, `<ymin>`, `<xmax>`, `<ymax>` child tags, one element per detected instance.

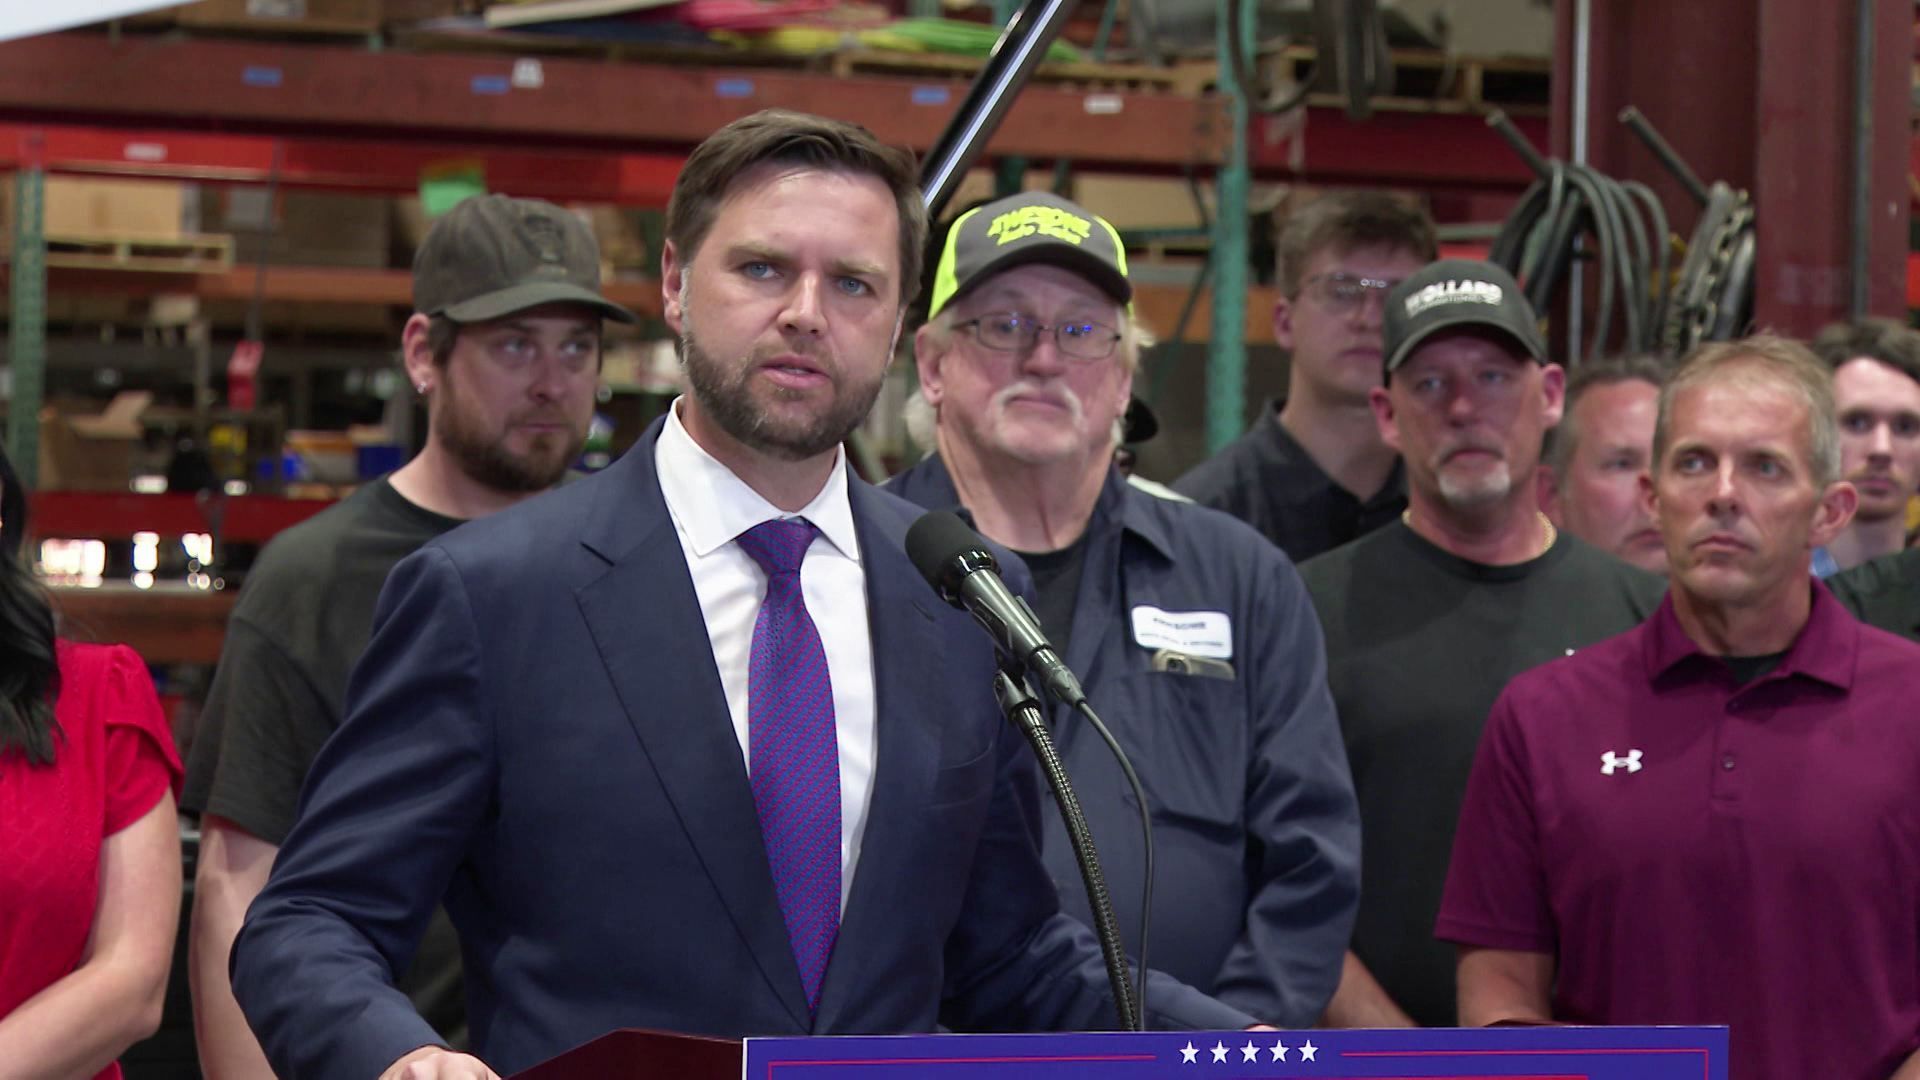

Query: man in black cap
<box><xmin>183</xmin><ymin>192</ymin><xmax>635</xmax><ymax>1080</ymax></box>
<box><xmin>1296</xmin><ymin>259</ymin><xmax>1663</xmax><ymax>1030</ymax></box>
<box><xmin>889</xmin><ymin>190</ymin><xmax>1362</xmax><ymax>1028</ymax></box>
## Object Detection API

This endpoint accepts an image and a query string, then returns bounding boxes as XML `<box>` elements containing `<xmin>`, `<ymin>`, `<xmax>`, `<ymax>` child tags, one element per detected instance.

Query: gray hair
<box><xmin>904</xmin><ymin>306</ymin><xmax>1155</xmax><ymax>452</ymax></box>
<box><xmin>1654</xmin><ymin>334</ymin><xmax>1841</xmax><ymax>488</ymax></box>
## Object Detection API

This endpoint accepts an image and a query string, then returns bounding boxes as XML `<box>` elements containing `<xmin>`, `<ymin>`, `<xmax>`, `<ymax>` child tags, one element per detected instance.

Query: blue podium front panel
<box><xmin>744</xmin><ymin>1026</ymin><xmax>1727</xmax><ymax>1079</ymax></box>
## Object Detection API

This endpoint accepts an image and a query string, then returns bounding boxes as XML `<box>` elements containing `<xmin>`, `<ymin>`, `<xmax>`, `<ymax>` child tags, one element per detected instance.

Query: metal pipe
<box><xmin>7</xmin><ymin>168</ymin><xmax>46</xmax><ymax>488</ymax></box>
<box><xmin>1206</xmin><ymin>0</ymin><xmax>1253</xmax><ymax>454</ymax></box>
<box><xmin>1618</xmin><ymin>106</ymin><xmax>1711</xmax><ymax>208</ymax></box>
<box><xmin>1486</xmin><ymin>110</ymin><xmax>1552</xmax><ymax>180</ymax></box>
<box><xmin>918</xmin><ymin>0</ymin><xmax>1079</xmax><ymax>219</ymax></box>
<box><xmin>1568</xmin><ymin>0</ymin><xmax>1590</xmax><ymax>363</ymax></box>
<box><xmin>1849</xmin><ymin>0</ymin><xmax>1874</xmax><ymax>315</ymax></box>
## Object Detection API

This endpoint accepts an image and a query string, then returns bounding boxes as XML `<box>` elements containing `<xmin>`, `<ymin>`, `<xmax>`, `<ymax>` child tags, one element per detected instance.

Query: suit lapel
<box><xmin>573</xmin><ymin>428</ymin><xmax>811</xmax><ymax>1029</ymax></box>
<box><xmin>813</xmin><ymin>482</ymin><xmax>948</xmax><ymax>1030</ymax></box>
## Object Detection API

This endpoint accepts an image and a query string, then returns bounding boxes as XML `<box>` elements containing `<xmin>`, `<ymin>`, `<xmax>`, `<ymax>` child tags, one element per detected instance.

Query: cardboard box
<box><xmin>1</xmin><ymin>177</ymin><xmax>187</xmax><ymax>240</ymax></box>
<box><xmin>1072</xmin><ymin>175</ymin><xmax>1206</xmax><ymax>232</ymax></box>
<box><xmin>38</xmin><ymin>392</ymin><xmax>154</xmax><ymax>493</ymax></box>
<box><xmin>219</xmin><ymin>190</ymin><xmax>393</xmax><ymax>270</ymax></box>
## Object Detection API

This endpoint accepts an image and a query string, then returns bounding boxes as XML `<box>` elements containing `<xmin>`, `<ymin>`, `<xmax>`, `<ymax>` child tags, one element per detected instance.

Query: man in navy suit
<box><xmin>230</xmin><ymin>110</ymin><xmax>1260</xmax><ymax>1080</ymax></box>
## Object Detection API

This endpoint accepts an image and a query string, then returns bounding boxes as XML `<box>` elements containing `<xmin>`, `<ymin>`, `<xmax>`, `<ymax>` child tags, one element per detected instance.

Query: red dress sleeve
<box><xmin>96</xmin><ymin>644</ymin><xmax>184</xmax><ymax>834</ymax></box>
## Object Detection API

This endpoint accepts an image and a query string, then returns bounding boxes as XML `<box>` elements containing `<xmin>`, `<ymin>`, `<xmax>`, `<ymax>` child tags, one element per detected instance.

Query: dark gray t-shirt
<box><xmin>182</xmin><ymin>477</ymin><xmax>469</xmax><ymax>1045</ymax></box>
<box><xmin>1010</xmin><ymin>531</ymin><xmax>1091</xmax><ymax>663</ymax></box>
<box><xmin>1297</xmin><ymin>522</ymin><xmax>1665</xmax><ymax>1028</ymax></box>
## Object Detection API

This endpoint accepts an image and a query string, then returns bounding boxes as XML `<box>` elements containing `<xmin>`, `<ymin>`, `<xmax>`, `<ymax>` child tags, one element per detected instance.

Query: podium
<box><xmin>511</xmin><ymin>1025</ymin><xmax>1727</xmax><ymax>1078</ymax></box>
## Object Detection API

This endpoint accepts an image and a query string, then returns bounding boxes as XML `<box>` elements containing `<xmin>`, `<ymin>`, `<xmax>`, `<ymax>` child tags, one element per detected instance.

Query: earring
<box><xmin>416</xmin><ymin>381</ymin><xmax>429</xmax><ymax>394</ymax></box>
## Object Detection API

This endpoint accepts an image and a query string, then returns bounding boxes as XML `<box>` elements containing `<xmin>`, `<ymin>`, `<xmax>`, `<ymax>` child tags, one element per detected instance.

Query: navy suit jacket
<box><xmin>231</xmin><ymin>420</ymin><xmax>1255</xmax><ymax>1080</ymax></box>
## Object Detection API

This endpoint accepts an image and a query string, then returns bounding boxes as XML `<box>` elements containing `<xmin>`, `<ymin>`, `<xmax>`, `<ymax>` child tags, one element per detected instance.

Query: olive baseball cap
<box><xmin>927</xmin><ymin>191</ymin><xmax>1131</xmax><ymax>320</ymax></box>
<box><xmin>1382</xmin><ymin>259</ymin><xmax>1545</xmax><ymax>377</ymax></box>
<box><xmin>413</xmin><ymin>193</ymin><xmax>637</xmax><ymax>325</ymax></box>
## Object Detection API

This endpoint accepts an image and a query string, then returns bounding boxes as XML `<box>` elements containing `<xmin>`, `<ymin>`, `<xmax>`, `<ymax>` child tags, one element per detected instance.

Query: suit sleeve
<box><xmin>1208</xmin><ymin>555</ymin><xmax>1361</xmax><ymax>1027</ymax></box>
<box><xmin>231</xmin><ymin>546</ymin><xmax>496</xmax><ymax>1080</ymax></box>
<box><xmin>936</xmin><ymin>564</ymin><xmax>1258</xmax><ymax>1034</ymax></box>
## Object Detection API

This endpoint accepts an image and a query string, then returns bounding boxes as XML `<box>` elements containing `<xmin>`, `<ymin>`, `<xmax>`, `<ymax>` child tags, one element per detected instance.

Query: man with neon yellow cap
<box><xmin>889</xmin><ymin>191</ymin><xmax>1361</xmax><ymax>1028</ymax></box>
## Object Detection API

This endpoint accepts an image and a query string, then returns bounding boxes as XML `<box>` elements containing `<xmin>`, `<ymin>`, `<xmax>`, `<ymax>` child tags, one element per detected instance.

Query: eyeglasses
<box><xmin>954</xmin><ymin>313</ymin><xmax>1122</xmax><ymax>362</ymax></box>
<box><xmin>1299</xmin><ymin>271</ymin><xmax>1404</xmax><ymax>314</ymax></box>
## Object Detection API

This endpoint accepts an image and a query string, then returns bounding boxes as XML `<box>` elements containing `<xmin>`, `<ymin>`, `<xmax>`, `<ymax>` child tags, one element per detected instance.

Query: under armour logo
<box><xmin>1601</xmin><ymin>749</ymin><xmax>1643</xmax><ymax>775</ymax></box>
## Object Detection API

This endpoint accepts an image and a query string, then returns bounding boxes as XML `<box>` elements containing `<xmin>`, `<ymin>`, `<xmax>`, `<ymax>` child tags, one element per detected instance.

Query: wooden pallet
<box><xmin>42</xmin><ymin>233</ymin><xmax>236</xmax><ymax>273</ymax></box>
<box><xmin>1269</xmin><ymin>43</ymin><xmax>1551</xmax><ymax>113</ymax></box>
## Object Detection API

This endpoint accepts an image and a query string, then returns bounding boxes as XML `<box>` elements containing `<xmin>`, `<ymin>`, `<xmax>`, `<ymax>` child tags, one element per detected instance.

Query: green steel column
<box><xmin>8</xmin><ymin>169</ymin><xmax>46</xmax><ymax>489</ymax></box>
<box><xmin>1206</xmin><ymin>0</ymin><xmax>1253</xmax><ymax>453</ymax></box>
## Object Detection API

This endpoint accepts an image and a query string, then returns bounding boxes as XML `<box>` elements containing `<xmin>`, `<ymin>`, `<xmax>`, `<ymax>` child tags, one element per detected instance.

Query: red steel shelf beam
<box><xmin>0</xmin><ymin>122</ymin><xmax>686</xmax><ymax>204</ymax></box>
<box><xmin>28</xmin><ymin>492</ymin><xmax>334</xmax><ymax>543</ymax></box>
<box><xmin>0</xmin><ymin>32</ymin><xmax>1231</xmax><ymax>173</ymax></box>
<box><xmin>0</xmin><ymin>33</ymin><xmax>1549</xmax><ymax>195</ymax></box>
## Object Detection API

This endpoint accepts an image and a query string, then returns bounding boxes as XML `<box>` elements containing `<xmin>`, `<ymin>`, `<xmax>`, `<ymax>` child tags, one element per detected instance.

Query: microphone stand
<box><xmin>992</xmin><ymin>663</ymin><xmax>1142</xmax><ymax>1032</ymax></box>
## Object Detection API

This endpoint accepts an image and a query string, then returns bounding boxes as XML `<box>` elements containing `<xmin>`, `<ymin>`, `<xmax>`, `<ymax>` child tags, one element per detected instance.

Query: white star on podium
<box><xmin>1240</xmin><ymin>1041</ymin><xmax>1259</xmax><ymax>1062</ymax></box>
<box><xmin>1300</xmin><ymin>1039</ymin><xmax>1319</xmax><ymax>1062</ymax></box>
<box><xmin>1180</xmin><ymin>1042</ymin><xmax>1198</xmax><ymax>1064</ymax></box>
<box><xmin>1270</xmin><ymin>1039</ymin><xmax>1289</xmax><ymax>1062</ymax></box>
<box><xmin>1211</xmin><ymin>1041</ymin><xmax>1228</xmax><ymax>1063</ymax></box>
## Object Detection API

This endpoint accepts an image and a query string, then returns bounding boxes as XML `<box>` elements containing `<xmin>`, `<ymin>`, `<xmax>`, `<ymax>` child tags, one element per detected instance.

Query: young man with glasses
<box><xmin>890</xmin><ymin>191</ymin><xmax>1362</xmax><ymax>1029</ymax></box>
<box><xmin>1176</xmin><ymin>192</ymin><xmax>1437</xmax><ymax>564</ymax></box>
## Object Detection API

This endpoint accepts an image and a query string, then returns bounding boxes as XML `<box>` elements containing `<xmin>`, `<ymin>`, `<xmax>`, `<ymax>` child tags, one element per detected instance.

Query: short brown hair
<box><xmin>1655</xmin><ymin>334</ymin><xmax>1840</xmax><ymax>488</ymax></box>
<box><xmin>1275</xmin><ymin>191</ymin><xmax>1438</xmax><ymax>297</ymax></box>
<box><xmin>1544</xmin><ymin>353</ymin><xmax>1669</xmax><ymax>480</ymax></box>
<box><xmin>665</xmin><ymin>110</ymin><xmax>928</xmax><ymax>307</ymax></box>
<box><xmin>1810</xmin><ymin>316</ymin><xmax>1920</xmax><ymax>387</ymax></box>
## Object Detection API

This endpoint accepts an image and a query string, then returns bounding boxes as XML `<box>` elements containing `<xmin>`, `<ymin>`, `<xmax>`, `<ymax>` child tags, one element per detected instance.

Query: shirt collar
<box><xmin>1642</xmin><ymin>578</ymin><xmax>1858</xmax><ymax>690</ymax></box>
<box><xmin>910</xmin><ymin>453</ymin><xmax>1175</xmax><ymax>562</ymax></box>
<box><xmin>655</xmin><ymin>397</ymin><xmax>860</xmax><ymax>563</ymax></box>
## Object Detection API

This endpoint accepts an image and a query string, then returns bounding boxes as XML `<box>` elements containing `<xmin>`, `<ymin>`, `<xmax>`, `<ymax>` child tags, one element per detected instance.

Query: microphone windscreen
<box><xmin>904</xmin><ymin>509</ymin><xmax>993</xmax><ymax>592</ymax></box>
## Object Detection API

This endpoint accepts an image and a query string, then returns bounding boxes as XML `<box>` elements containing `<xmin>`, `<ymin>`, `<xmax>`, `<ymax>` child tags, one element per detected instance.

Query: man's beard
<box><xmin>679</xmin><ymin>298</ymin><xmax>886</xmax><ymax>462</ymax></box>
<box><xmin>1431</xmin><ymin>442</ymin><xmax>1514</xmax><ymax>509</ymax></box>
<box><xmin>437</xmin><ymin>380</ymin><xmax>585</xmax><ymax>493</ymax></box>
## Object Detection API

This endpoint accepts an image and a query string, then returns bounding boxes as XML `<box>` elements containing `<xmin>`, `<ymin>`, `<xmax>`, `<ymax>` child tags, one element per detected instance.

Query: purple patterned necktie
<box><xmin>736</xmin><ymin>518</ymin><xmax>840</xmax><ymax>1012</ymax></box>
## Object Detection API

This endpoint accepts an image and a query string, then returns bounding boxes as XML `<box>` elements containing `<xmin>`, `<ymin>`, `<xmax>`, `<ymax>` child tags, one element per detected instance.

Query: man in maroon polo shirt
<box><xmin>1437</xmin><ymin>334</ymin><xmax>1920</xmax><ymax>1080</ymax></box>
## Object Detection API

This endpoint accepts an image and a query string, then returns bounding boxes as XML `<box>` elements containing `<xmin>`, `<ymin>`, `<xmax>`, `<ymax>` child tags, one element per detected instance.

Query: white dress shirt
<box><xmin>654</xmin><ymin>400</ymin><xmax>877</xmax><ymax>911</ymax></box>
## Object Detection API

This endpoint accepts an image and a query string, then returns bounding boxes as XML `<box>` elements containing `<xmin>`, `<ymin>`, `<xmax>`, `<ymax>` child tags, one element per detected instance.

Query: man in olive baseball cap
<box><xmin>414</xmin><ymin>193</ymin><xmax>638</xmax><ymax>326</ymax></box>
<box><xmin>184</xmin><ymin>190</ymin><xmax>634</xmax><ymax>1078</ymax></box>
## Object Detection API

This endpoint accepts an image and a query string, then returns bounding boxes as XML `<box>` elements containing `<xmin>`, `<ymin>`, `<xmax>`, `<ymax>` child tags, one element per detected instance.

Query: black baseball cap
<box><xmin>413</xmin><ymin>193</ymin><xmax>636</xmax><ymax>325</ymax></box>
<box><xmin>1382</xmin><ymin>259</ymin><xmax>1545</xmax><ymax>377</ymax></box>
<box><xmin>927</xmin><ymin>191</ymin><xmax>1131</xmax><ymax>319</ymax></box>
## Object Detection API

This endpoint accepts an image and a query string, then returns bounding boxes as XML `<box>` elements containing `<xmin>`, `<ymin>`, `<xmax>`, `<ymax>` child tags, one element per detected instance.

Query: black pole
<box><xmin>919</xmin><ymin>0</ymin><xmax>1080</xmax><ymax>219</ymax></box>
<box><xmin>1618</xmin><ymin>106</ymin><xmax>1711</xmax><ymax>208</ymax></box>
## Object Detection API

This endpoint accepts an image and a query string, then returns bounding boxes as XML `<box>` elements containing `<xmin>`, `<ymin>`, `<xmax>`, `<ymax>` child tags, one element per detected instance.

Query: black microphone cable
<box><xmin>1070</xmin><ymin>696</ymin><xmax>1155</xmax><ymax>1032</ymax></box>
<box><xmin>906</xmin><ymin>510</ymin><xmax>1158</xmax><ymax>1031</ymax></box>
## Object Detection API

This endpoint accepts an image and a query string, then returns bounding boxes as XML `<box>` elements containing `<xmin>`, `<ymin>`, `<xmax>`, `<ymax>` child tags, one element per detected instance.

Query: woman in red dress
<box><xmin>0</xmin><ymin>444</ymin><xmax>182</xmax><ymax>1080</ymax></box>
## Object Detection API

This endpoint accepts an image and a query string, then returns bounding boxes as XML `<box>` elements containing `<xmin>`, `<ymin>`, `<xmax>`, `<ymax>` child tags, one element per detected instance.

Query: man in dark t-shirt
<box><xmin>1300</xmin><ymin>260</ymin><xmax>1664</xmax><ymax>1030</ymax></box>
<box><xmin>181</xmin><ymin>194</ymin><xmax>636</xmax><ymax>1080</ymax></box>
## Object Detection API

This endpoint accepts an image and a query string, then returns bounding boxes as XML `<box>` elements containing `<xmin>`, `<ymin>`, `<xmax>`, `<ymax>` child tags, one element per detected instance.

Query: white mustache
<box><xmin>991</xmin><ymin>380</ymin><xmax>1084</xmax><ymax>423</ymax></box>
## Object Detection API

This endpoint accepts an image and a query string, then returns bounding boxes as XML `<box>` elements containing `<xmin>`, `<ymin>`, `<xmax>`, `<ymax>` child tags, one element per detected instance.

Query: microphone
<box><xmin>904</xmin><ymin>510</ymin><xmax>1087</xmax><ymax>708</ymax></box>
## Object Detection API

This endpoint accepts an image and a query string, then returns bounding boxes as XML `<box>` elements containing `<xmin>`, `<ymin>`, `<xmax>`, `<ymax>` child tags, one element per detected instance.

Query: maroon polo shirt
<box><xmin>1437</xmin><ymin>582</ymin><xmax>1920</xmax><ymax>1080</ymax></box>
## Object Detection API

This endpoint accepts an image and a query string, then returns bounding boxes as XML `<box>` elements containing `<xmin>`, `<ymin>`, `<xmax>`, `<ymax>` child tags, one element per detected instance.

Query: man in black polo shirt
<box><xmin>1298</xmin><ymin>260</ymin><xmax>1664</xmax><ymax>1030</ymax></box>
<box><xmin>1175</xmin><ymin>192</ymin><xmax>1436</xmax><ymax>563</ymax></box>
